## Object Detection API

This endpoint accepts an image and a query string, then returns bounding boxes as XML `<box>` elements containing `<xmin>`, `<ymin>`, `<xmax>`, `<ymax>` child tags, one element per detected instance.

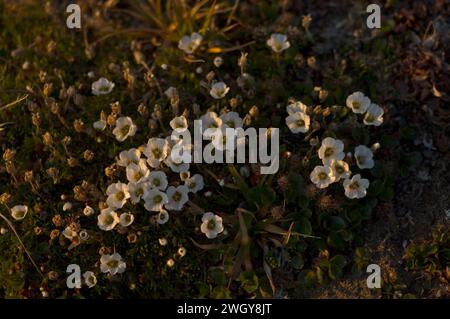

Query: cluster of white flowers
<box><xmin>346</xmin><ymin>91</ymin><xmax>384</xmax><ymax>126</ymax></box>
<box><xmin>97</xmin><ymin>108</ymin><xmax>241</xmax><ymax>242</ymax></box>
<box><xmin>98</xmin><ymin>119</ymin><xmax>209</xmax><ymax>235</ymax></box>
<box><xmin>285</xmin><ymin>101</ymin><xmax>311</xmax><ymax>134</ymax></box>
<box><xmin>310</xmin><ymin>137</ymin><xmax>374</xmax><ymax>199</ymax></box>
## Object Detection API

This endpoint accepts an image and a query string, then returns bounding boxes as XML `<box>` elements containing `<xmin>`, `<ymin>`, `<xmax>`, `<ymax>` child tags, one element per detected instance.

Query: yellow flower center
<box><xmin>350</xmin><ymin>181</ymin><xmax>360</xmax><ymax>190</ymax></box>
<box><xmin>172</xmin><ymin>191</ymin><xmax>182</xmax><ymax>202</ymax></box>
<box><xmin>207</xmin><ymin>220</ymin><xmax>216</xmax><ymax>230</ymax></box>
<box><xmin>152</xmin><ymin>148</ymin><xmax>162</xmax><ymax>159</ymax></box>
<box><xmin>318</xmin><ymin>172</ymin><xmax>328</xmax><ymax>180</ymax></box>
<box><xmin>121</xmin><ymin>125</ymin><xmax>130</xmax><ymax>136</ymax></box>
<box><xmin>107</xmin><ymin>259</ymin><xmax>119</xmax><ymax>268</ymax></box>
<box><xmin>115</xmin><ymin>191</ymin><xmax>125</xmax><ymax>201</ymax></box>
<box><xmin>296</xmin><ymin>119</ymin><xmax>305</xmax><ymax>127</ymax></box>
<box><xmin>352</xmin><ymin>101</ymin><xmax>361</xmax><ymax>109</ymax></box>
<box><xmin>324</xmin><ymin>147</ymin><xmax>334</xmax><ymax>157</ymax></box>
<box><xmin>154</xmin><ymin>195</ymin><xmax>163</xmax><ymax>204</ymax></box>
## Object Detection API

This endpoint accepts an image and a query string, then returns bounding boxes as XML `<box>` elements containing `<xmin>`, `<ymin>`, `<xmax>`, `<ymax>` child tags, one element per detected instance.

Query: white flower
<box><xmin>97</xmin><ymin>208</ymin><xmax>120</xmax><ymax>231</ymax></box>
<box><xmin>165</xmin><ymin>154</ymin><xmax>190</xmax><ymax>173</ymax></box>
<box><xmin>286</xmin><ymin>111</ymin><xmax>310</xmax><ymax>133</ymax></box>
<box><xmin>83</xmin><ymin>271</ymin><xmax>97</xmax><ymax>288</ymax></box>
<box><xmin>106</xmin><ymin>182</ymin><xmax>130</xmax><ymax>209</ymax></box>
<box><xmin>220</xmin><ymin>112</ymin><xmax>243</xmax><ymax>129</ymax></box>
<box><xmin>200</xmin><ymin>212</ymin><xmax>224</xmax><ymax>239</ymax></box>
<box><xmin>178</xmin><ymin>32</ymin><xmax>203</xmax><ymax>54</ymax></box>
<box><xmin>267</xmin><ymin>33</ymin><xmax>290</xmax><ymax>53</ymax></box>
<box><xmin>364</xmin><ymin>103</ymin><xmax>384</xmax><ymax>126</ymax></box>
<box><xmin>169</xmin><ymin>116</ymin><xmax>188</xmax><ymax>131</ymax></box>
<box><xmin>156</xmin><ymin>209</ymin><xmax>170</xmax><ymax>225</ymax></box>
<box><xmin>200</xmin><ymin>112</ymin><xmax>223</xmax><ymax>131</ymax></box>
<box><xmin>117</xmin><ymin>148</ymin><xmax>141</xmax><ymax>167</ymax></box>
<box><xmin>119</xmin><ymin>212</ymin><xmax>134</xmax><ymax>227</ymax></box>
<box><xmin>310</xmin><ymin>165</ymin><xmax>335</xmax><ymax>189</ymax></box>
<box><xmin>100</xmin><ymin>253</ymin><xmax>126</xmax><ymax>275</ymax></box>
<box><xmin>79</xmin><ymin>230</ymin><xmax>89</xmax><ymax>241</ymax></box>
<box><xmin>143</xmin><ymin>138</ymin><xmax>169</xmax><ymax>168</ymax></box>
<box><xmin>354</xmin><ymin>145</ymin><xmax>375</xmax><ymax>169</ymax></box>
<box><xmin>210</xmin><ymin>82</ymin><xmax>230</xmax><ymax>99</ymax></box>
<box><xmin>166</xmin><ymin>258</ymin><xmax>175</xmax><ymax>267</ymax></box>
<box><xmin>213</xmin><ymin>56</ymin><xmax>223</xmax><ymax>67</ymax></box>
<box><xmin>185</xmin><ymin>174</ymin><xmax>204</xmax><ymax>193</ymax></box>
<box><xmin>83</xmin><ymin>205</ymin><xmax>94</xmax><ymax>216</ymax></box>
<box><xmin>92</xmin><ymin>77</ymin><xmax>115</xmax><ymax>95</ymax></box>
<box><xmin>286</xmin><ymin>101</ymin><xmax>308</xmax><ymax>115</ymax></box>
<box><xmin>128</xmin><ymin>182</ymin><xmax>149</xmax><ymax>204</ymax></box>
<box><xmin>112</xmin><ymin>116</ymin><xmax>137</xmax><ymax>142</ymax></box>
<box><xmin>159</xmin><ymin>237</ymin><xmax>168</xmax><ymax>246</ymax></box>
<box><xmin>126</xmin><ymin>159</ymin><xmax>149</xmax><ymax>184</ymax></box>
<box><xmin>178</xmin><ymin>247</ymin><xmax>186</xmax><ymax>257</ymax></box>
<box><xmin>164</xmin><ymin>86</ymin><xmax>178</xmax><ymax>100</ymax></box>
<box><xmin>147</xmin><ymin>171</ymin><xmax>168</xmax><ymax>190</ymax></box>
<box><xmin>93</xmin><ymin>119</ymin><xmax>106</xmax><ymax>131</ymax></box>
<box><xmin>343</xmin><ymin>174</ymin><xmax>370</xmax><ymax>199</ymax></box>
<box><xmin>143</xmin><ymin>188</ymin><xmax>168</xmax><ymax>212</ymax></box>
<box><xmin>329</xmin><ymin>160</ymin><xmax>351</xmax><ymax>181</ymax></box>
<box><xmin>10</xmin><ymin>205</ymin><xmax>28</xmax><ymax>221</ymax></box>
<box><xmin>63</xmin><ymin>202</ymin><xmax>72</xmax><ymax>211</ymax></box>
<box><xmin>346</xmin><ymin>91</ymin><xmax>371</xmax><ymax>114</ymax></box>
<box><xmin>62</xmin><ymin>226</ymin><xmax>77</xmax><ymax>240</ymax></box>
<box><xmin>318</xmin><ymin>137</ymin><xmax>345</xmax><ymax>165</ymax></box>
<box><xmin>165</xmin><ymin>185</ymin><xmax>189</xmax><ymax>211</ymax></box>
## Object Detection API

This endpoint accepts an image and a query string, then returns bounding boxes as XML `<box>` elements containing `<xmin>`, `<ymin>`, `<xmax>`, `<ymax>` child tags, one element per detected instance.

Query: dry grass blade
<box><xmin>0</xmin><ymin>211</ymin><xmax>44</xmax><ymax>279</ymax></box>
<box><xmin>0</xmin><ymin>94</ymin><xmax>28</xmax><ymax>111</ymax></box>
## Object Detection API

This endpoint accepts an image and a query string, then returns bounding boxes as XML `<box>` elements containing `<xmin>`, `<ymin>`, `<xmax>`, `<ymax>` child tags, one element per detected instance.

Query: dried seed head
<box><xmin>34</xmin><ymin>226</ymin><xmax>43</xmax><ymax>236</ymax></box>
<box><xmin>0</xmin><ymin>193</ymin><xmax>11</xmax><ymax>205</ymax></box>
<box><xmin>43</xmin><ymin>132</ymin><xmax>53</xmax><ymax>146</ymax></box>
<box><xmin>127</xmin><ymin>232</ymin><xmax>138</xmax><ymax>244</ymax></box>
<box><xmin>48</xmin><ymin>271</ymin><xmax>59</xmax><ymax>281</ymax></box>
<box><xmin>52</xmin><ymin>214</ymin><xmax>62</xmax><ymax>227</ymax></box>
<box><xmin>47</xmin><ymin>40</ymin><xmax>57</xmax><ymax>54</ymax></box>
<box><xmin>249</xmin><ymin>105</ymin><xmax>259</xmax><ymax>117</ymax></box>
<box><xmin>50</xmin><ymin>229</ymin><xmax>60</xmax><ymax>240</ymax></box>
<box><xmin>307</xmin><ymin>56</ymin><xmax>317</xmax><ymax>69</ymax></box>
<box><xmin>83</xmin><ymin>150</ymin><xmax>94</xmax><ymax>161</ymax></box>
<box><xmin>24</xmin><ymin>170</ymin><xmax>34</xmax><ymax>182</ymax></box>
<box><xmin>73</xmin><ymin>119</ymin><xmax>85</xmax><ymax>133</ymax></box>
<box><xmin>3</xmin><ymin>149</ymin><xmax>16</xmax><ymax>162</ymax></box>
<box><xmin>105</xmin><ymin>165</ymin><xmax>116</xmax><ymax>177</ymax></box>
<box><xmin>32</xmin><ymin>113</ymin><xmax>41</xmax><ymax>127</ymax></box>
<box><xmin>107</xmin><ymin>113</ymin><xmax>117</xmax><ymax>126</ymax></box>
<box><xmin>111</xmin><ymin>101</ymin><xmax>121</xmax><ymax>114</ymax></box>
<box><xmin>46</xmin><ymin>167</ymin><xmax>59</xmax><ymax>184</ymax></box>
<box><xmin>49</xmin><ymin>100</ymin><xmax>59</xmax><ymax>114</ymax></box>
<box><xmin>67</xmin><ymin>157</ymin><xmax>78</xmax><ymax>167</ymax></box>
<box><xmin>43</xmin><ymin>83</ymin><xmax>53</xmax><ymax>96</ymax></box>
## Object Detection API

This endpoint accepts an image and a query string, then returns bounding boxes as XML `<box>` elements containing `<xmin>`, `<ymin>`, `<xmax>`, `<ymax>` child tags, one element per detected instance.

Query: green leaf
<box><xmin>291</xmin><ymin>255</ymin><xmax>304</xmax><ymax>270</ymax></box>
<box><xmin>238</xmin><ymin>271</ymin><xmax>259</xmax><ymax>294</ymax></box>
